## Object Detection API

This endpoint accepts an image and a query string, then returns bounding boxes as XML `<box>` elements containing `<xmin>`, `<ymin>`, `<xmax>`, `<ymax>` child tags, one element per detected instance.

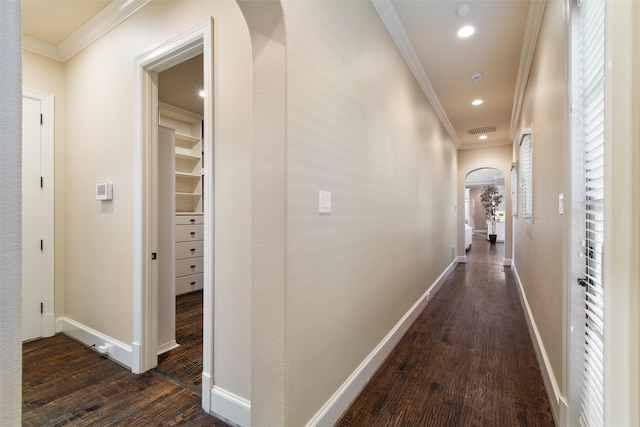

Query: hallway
<box><xmin>337</xmin><ymin>234</ymin><xmax>555</xmax><ymax>426</ymax></box>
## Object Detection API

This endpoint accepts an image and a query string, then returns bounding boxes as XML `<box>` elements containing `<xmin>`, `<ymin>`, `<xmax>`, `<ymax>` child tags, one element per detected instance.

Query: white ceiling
<box><xmin>21</xmin><ymin>0</ymin><xmax>544</xmax><ymax>150</ymax></box>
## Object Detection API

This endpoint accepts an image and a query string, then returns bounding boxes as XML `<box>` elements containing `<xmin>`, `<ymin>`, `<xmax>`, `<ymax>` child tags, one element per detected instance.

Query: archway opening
<box><xmin>464</xmin><ymin>168</ymin><xmax>506</xmax><ymax>251</ymax></box>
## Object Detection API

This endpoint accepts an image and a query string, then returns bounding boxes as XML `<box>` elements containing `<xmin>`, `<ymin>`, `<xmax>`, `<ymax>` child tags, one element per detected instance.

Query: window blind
<box><xmin>519</xmin><ymin>134</ymin><xmax>532</xmax><ymax>218</ymax></box>
<box><xmin>578</xmin><ymin>0</ymin><xmax>605</xmax><ymax>425</ymax></box>
<box><xmin>511</xmin><ymin>166</ymin><xmax>517</xmax><ymax>216</ymax></box>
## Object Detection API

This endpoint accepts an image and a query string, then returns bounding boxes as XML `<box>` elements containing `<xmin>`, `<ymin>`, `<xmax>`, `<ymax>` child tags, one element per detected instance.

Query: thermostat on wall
<box><xmin>96</xmin><ymin>182</ymin><xmax>113</xmax><ymax>200</ymax></box>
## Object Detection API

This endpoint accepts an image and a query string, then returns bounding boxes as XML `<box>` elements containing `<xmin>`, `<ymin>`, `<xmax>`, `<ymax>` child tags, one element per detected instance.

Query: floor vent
<box><xmin>467</xmin><ymin>125</ymin><xmax>498</xmax><ymax>135</ymax></box>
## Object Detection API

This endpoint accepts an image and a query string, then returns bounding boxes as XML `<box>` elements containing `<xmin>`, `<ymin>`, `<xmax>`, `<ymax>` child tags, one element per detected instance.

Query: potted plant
<box><xmin>479</xmin><ymin>184</ymin><xmax>504</xmax><ymax>245</ymax></box>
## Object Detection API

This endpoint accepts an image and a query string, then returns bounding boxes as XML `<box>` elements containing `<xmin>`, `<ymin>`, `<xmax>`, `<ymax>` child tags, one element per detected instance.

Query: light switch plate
<box><xmin>559</xmin><ymin>193</ymin><xmax>564</xmax><ymax>215</ymax></box>
<box><xmin>319</xmin><ymin>191</ymin><xmax>331</xmax><ymax>214</ymax></box>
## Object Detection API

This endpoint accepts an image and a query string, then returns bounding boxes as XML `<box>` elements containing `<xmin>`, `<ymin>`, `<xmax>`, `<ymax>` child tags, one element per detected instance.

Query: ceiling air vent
<box><xmin>467</xmin><ymin>125</ymin><xmax>498</xmax><ymax>136</ymax></box>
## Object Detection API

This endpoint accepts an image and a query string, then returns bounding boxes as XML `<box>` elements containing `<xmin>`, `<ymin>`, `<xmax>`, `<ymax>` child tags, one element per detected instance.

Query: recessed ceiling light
<box><xmin>471</xmin><ymin>99</ymin><xmax>484</xmax><ymax>106</ymax></box>
<box><xmin>198</xmin><ymin>90</ymin><xmax>205</xmax><ymax>98</ymax></box>
<box><xmin>457</xmin><ymin>25</ymin><xmax>477</xmax><ymax>38</ymax></box>
<box><xmin>470</xmin><ymin>72</ymin><xmax>482</xmax><ymax>81</ymax></box>
<box><xmin>479</xmin><ymin>135</ymin><xmax>488</xmax><ymax>140</ymax></box>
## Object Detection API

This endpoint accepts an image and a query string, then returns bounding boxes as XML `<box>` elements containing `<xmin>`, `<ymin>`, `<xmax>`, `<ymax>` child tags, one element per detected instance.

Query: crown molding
<box><xmin>22</xmin><ymin>0</ymin><xmax>150</xmax><ymax>62</ymax></box>
<box><xmin>508</xmin><ymin>0</ymin><xmax>547</xmax><ymax>141</ymax></box>
<box><xmin>372</xmin><ymin>0</ymin><xmax>461</xmax><ymax>148</ymax></box>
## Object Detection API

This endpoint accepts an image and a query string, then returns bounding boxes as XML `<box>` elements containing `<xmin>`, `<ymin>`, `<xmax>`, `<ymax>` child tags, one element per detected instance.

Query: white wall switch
<box><xmin>558</xmin><ymin>193</ymin><xmax>564</xmax><ymax>215</ymax></box>
<box><xmin>319</xmin><ymin>191</ymin><xmax>331</xmax><ymax>214</ymax></box>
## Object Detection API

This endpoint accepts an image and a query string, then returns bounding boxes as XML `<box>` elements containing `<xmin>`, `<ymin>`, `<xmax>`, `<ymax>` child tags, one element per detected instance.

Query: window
<box><xmin>519</xmin><ymin>131</ymin><xmax>532</xmax><ymax>218</ymax></box>
<box><xmin>511</xmin><ymin>164</ymin><xmax>517</xmax><ymax>216</ymax></box>
<box><xmin>575</xmin><ymin>0</ymin><xmax>605</xmax><ymax>425</ymax></box>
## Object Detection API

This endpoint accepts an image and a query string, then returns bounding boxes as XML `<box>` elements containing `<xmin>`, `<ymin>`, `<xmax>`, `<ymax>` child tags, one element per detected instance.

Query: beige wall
<box><xmin>39</xmin><ymin>0</ymin><xmax>252</xmax><ymax>400</ymax></box>
<box><xmin>457</xmin><ymin>145</ymin><xmax>513</xmax><ymax>259</ymax></box>
<box><xmin>468</xmin><ymin>186</ymin><xmax>486</xmax><ymax>231</ymax></box>
<box><xmin>22</xmin><ymin>50</ymin><xmax>66</xmax><ymax>316</ymax></box>
<box><xmin>282</xmin><ymin>1</ymin><xmax>457</xmax><ymax>424</ymax></box>
<box><xmin>513</xmin><ymin>0</ymin><xmax>567</xmax><ymax>406</ymax></box>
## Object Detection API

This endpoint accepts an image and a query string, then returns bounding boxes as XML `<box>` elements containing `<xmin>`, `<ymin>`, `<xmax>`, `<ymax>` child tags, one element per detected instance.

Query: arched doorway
<box><xmin>464</xmin><ymin>168</ymin><xmax>506</xmax><ymax>250</ymax></box>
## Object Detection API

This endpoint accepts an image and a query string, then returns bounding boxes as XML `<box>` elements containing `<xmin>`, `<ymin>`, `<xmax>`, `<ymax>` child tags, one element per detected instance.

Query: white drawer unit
<box><xmin>175</xmin><ymin>241</ymin><xmax>203</xmax><ymax>260</ymax></box>
<box><xmin>175</xmin><ymin>273</ymin><xmax>203</xmax><ymax>296</ymax></box>
<box><xmin>176</xmin><ymin>257</ymin><xmax>203</xmax><ymax>277</ymax></box>
<box><xmin>175</xmin><ymin>224</ymin><xmax>204</xmax><ymax>242</ymax></box>
<box><xmin>175</xmin><ymin>215</ymin><xmax>204</xmax><ymax>225</ymax></box>
<box><xmin>175</xmin><ymin>213</ymin><xmax>204</xmax><ymax>295</ymax></box>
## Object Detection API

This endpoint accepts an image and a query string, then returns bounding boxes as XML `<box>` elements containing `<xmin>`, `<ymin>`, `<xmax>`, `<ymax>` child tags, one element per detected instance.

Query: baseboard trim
<box><xmin>157</xmin><ymin>340</ymin><xmax>179</xmax><ymax>355</ymax></box>
<box><xmin>457</xmin><ymin>255</ymin><xmax>468</xmax><ymax>264</ymax></box>
<box><xmin>511</xmin><ymin>263</ymin><xmax>562</xmax><ymax>425</ymax></box>
<box><xmin>503</xmin><ymin>258</ymin><xmax>512</xmax><ymax>267</ymax></box>
<box><xmin>210</xmin><ymin>385</ymin><xmax>251</xmax><ymax>427</ymax></box>
<box><xmin>55</xmin><ymin>316</ymin><xmax>133</xmax><ymax>369</ymax></box>
<box><xmin>202</xmin><ymin>372</ymin><xmax>212</xmax><ymax>413</ymax></box>
<box><xmin>306</xmin><ymin>258</ymin><xmax>459</xmax><ymax>427</ymax></box>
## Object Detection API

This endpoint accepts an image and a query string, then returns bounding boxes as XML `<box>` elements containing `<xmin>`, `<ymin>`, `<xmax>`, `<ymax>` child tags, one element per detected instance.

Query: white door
<box><xmin>22</xmin><ymin>96</ymin><xmax>43</xmax><ymax>341</ymax></box>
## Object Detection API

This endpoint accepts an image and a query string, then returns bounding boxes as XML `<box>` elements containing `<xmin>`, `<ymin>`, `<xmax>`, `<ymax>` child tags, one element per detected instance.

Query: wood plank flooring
<box><xmin>23</xmin><ymin>236</ymin><xmax>554</xmax><ymax>426</ymax></box>
<box><xmin>336</xmin><ymin>234</ymin><xmax>555</xmax><ymax>426</ymax></box>
<box><xmin>22</xmin><ymin>290</ymin><xmax>219</xmax><ymax>426</ymax></box>
<box><xmin>157</xmin><ymin>290</ymin><xmax>204</xmax><ymax>395</ymax></box>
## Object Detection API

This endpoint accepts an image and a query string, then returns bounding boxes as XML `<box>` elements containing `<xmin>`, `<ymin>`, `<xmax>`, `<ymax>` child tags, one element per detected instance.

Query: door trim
<box><xmin>22</xmin><ymin>88</ymin><xmax>55</xmax><ymax>338</ymax></box>
<box><xmin>133</xmin><ymin>18</ymin><xmax>214</xmax><ymax>413</ymax></box>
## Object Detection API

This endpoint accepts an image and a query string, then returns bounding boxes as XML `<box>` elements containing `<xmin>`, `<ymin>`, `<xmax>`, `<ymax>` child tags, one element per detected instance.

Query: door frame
<box><xmin>22</xmin><ymin>88</ymin><xmax>55</xmax><ymax>339</ymax></box>
<box><xmin>133</xmin><ymin>18</ymin><xmax>214</xmax><ymax>412</ymax></box>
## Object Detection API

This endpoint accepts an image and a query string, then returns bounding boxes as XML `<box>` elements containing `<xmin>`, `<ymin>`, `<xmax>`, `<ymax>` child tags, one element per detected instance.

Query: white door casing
<box><xmin>133</xmin><ymin>18</ymin><xmax>213</xmax><ymax>413</ymax></box>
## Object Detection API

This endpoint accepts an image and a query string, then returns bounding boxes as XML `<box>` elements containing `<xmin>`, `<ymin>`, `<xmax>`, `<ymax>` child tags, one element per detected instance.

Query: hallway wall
<box><xmin>243</xmin><ymin>1</ymin><xmax>458</xmax><ymax>424</ymax></box>
<box><xmin>512</xmin><ymin>0</ymin><xmax>567</xmax><ymax>415</ymax></box>
<box><xmin>283</xmin><ymin>2</ymin><xmax>457</xmax><ymax>424</ymax></box>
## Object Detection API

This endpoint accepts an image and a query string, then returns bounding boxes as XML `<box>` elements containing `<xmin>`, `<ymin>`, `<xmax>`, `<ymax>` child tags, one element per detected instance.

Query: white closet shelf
<box><xmin>176</xmin><ymin>192</ymin><xmax>202</xmax><ymax>197</ymax></box>
<box><xmin>175</xmin><ymin>152</ymin><xmax>201</xmax><ymax>161</ymax></box>
<box><xmin>174</xmin><ymin>133</ymin><xmax>200</xmax><ymax>144</ymax></box>
<box><xmin>175</xmin><ymin>172</ymin><xmax>201</xmax><ymax>180</ymax></box>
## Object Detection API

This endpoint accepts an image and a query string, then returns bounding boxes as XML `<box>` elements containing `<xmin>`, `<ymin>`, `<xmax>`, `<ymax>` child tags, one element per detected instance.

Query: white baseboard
<box><xmin>158</xmin><ymin>340</ymin><xmax>179</xmax><ymax>355</ymax></box>
<box><xmin>210</xmin><ymin>385</ymin><xmax>251</xmax><ymax>427</ymax></box>
<box><xmin>202</xmin><ymin>372</ymin><xmax>212</xmax><ymax>413</ymax></box>
<box><xmin>503</xmin><ymin>258</ymin><xmax>512</xmax><ymax>267</ymax></box>
<box><xmin>457</xmin><ymin>255</ymin><xmax>467</xmax><ymax>264</ymax></box>
<box><xmin>511</xmin><ymin>263</ymin><xmax>563</xmax><ymax>425</ymax></box>
<box><xmin>306</xmin><ymin>258</ymin><xmax>459</xmax><ymax>427</ymax></box>
<box><xmin>56</xmin><ymin>316</ymin><xmax>133</xmax><ymax>369</ymax></box>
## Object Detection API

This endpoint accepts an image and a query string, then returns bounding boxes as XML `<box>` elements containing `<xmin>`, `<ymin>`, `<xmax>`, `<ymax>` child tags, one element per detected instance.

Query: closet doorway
<box><xmin>133</xmin><ymin>21</ymin><xmax>214</xmax><ymax>413</ymax></box>
<box><xmin>155</xmin><ymin>54</ymin><xmax>206</xmax><ymax>394</ymax></box>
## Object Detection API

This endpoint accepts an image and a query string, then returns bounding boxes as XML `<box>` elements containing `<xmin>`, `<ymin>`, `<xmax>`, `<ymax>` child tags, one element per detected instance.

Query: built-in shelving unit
<box><xmin>159</xmin><ymin>102</ymin><xmax>203</xmax><ymax>213</ymax></box>
<box><xmin>159</xmin><ymin>103</ymin><xmax>204</xmax><ymax>295</ymax></box>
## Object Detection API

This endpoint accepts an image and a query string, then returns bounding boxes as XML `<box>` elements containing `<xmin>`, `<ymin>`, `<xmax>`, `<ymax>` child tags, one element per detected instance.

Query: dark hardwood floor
<box><xmin>23</xmin><ymin>236</ymin><xmax>554</xmax><ymax>426</ymax></box>
<box><xmin>22</xmin><ymin>290</ymin><xmax>219</xmax><ymax>426</ymax></box>
<box><xmin>157</xmin><ymin>290</ymin><xmax>204</xmax><ymax>395</ymax></box>
<box><xmin>336</xmin><ymin>234</ymin><xmax>555</xmax><ymax>426</ymax></box>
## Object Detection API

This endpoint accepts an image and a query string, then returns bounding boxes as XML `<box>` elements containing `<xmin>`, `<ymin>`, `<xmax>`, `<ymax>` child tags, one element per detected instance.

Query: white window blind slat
<box><xmin>519</xmin><ymin>133</ymin><xmax>532</xmax><ymax>218</ymax></box>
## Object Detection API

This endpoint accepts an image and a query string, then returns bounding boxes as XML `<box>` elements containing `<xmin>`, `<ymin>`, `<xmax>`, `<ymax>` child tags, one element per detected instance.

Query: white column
<box><xmin>0</xmin><ymin>0</ymin><xmax>23</xmax><ymax>423</ymax></box>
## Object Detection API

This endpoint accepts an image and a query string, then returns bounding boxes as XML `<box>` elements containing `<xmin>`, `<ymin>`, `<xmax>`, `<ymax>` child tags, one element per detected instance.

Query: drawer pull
<box><xmin>190</xmin><ymin>281</ymin><xmax>196</xmax><ymax>285</ymax></box>
<box><xmin>190</xmin><ymin>218</ymin><xmax>196</xmax><ymax>223</ymax></box>
<box><xmin>190</xmin><ymin>265</ymin><xmax>196</xmax><ymax>269</ymax></box>
<box><xmin>190</xmin><ymin>248</ymin><xmax>196</xmax><ymax>252</ymax></box>
<box><xmin>190</xmin><ymin>231</ymin><xmax>196</xmax><ymax>235</ymax></box>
